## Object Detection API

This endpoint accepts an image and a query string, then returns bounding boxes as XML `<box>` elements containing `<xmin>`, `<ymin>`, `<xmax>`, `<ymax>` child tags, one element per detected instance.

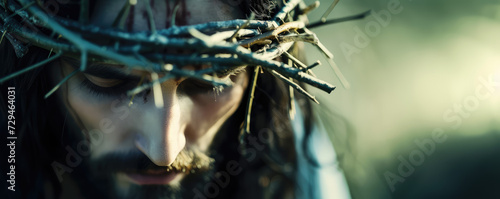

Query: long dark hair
<box><xmin>0</xmin><ymin>41</ymin><xmax>88</xmax><ymax>198</ymax></box>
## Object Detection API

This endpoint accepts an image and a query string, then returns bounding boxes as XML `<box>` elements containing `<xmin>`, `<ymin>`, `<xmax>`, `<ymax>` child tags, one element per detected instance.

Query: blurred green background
<box><xmin>303</xmin><ymin>0</ymin><xmax>500</xmax><ymax>198</ymax></box>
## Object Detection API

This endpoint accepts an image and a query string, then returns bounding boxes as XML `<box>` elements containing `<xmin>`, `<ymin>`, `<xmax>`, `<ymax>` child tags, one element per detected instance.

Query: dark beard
<box><xmin>102</xmin><ymin>166</ymin><xmax>217</xmax><ymax>199</ymax></box>
<box><xmin>85</xmin><ymin>166</ymin><xmax>216</xmax><ymax>199</ymax></box>
<box><xmin>88</xmin><ymin>147</ymin><xmax>215</xmax><ymax>199</ymax></box>
<box><xmin>117</xmin><ymin>184</ymin><xmax>181</xmax><ymax>199</ymax></box>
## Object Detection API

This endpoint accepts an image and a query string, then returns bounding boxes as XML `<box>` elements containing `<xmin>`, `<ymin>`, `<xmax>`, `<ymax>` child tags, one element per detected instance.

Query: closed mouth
<box><xmin>121</xmin><ymin>170</ymin><xmax>180</xmax><ymax>185</ymax></box>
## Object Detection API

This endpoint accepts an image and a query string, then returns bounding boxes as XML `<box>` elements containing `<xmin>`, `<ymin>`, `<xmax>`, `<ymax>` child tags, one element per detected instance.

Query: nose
<box><xmin>134</xmin><ymin>79</ymin><xmax>190</xmax><ymax>166</ymax></box>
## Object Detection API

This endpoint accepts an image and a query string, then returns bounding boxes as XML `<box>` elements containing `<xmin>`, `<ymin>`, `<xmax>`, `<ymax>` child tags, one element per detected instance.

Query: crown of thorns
<box><xmin>0</xmin><ymin>0</ymin><xmax>368</xmax><ymax>139</ymax></box>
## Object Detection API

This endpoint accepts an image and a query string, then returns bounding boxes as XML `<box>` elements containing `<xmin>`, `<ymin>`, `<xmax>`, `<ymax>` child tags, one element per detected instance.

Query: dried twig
<box><xmin>308</xmin><ymin>10</ymin><xmax>371</xmax><ymax>29</ymax></box>
<box><xmin>229</xmin><ymin>13</ymin><xmax>255</xmax><ymax>42</ymax></box>
<box><xmin>127</xmin><ymin>73</ymin><xmax>174</xmax><ymax>96</ymax></box>
<box><xmin>242</xmin><ymin>66</ymin><xmax>261</xmax><ymax>135</ymax></box>
<box><xmin>269</xmin><ymin>69</ymin><xmax>319</xmax><ymax>104</ymax></box>
<box><xmin>240</xmin><ymin>21</ymin><xmax>304</xmax><ymax>47</ymax></box>
<box><xmin>288</xmin><ymin>59</ymin><xmax>296</xmax><ymax>120</ymax></box>
<box><xmin>282</xmin><ymin>51</ymin><xmax>315</xmax><ymax>77</ymax></box>
<box><xmin>0</xmin><ymin>52</ymin><xmax>62</xmax><ymax>83</ymax></box>
<box><xmin>273</xmin><ymin>0</ymin><xmax>302</xmax><ymax>23</ymax></box>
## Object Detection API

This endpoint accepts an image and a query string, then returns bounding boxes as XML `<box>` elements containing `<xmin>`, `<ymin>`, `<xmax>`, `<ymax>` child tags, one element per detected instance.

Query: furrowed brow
<box><xmin>62</xmin><ymin>58</ymin><xmax>137</xmax><ymax>79</ymax></box>
<box><xmin>80</xmin><ymin>65</ymin><xmax>134</xmax><ymax>79</ymax></box>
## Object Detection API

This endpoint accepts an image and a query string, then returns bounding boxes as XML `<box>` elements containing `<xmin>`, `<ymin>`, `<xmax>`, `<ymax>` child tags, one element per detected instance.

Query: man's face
<box><xmin>52</xmin><ymin>0</ymin><xmax>249</xmax><ymax>197</ymax></box>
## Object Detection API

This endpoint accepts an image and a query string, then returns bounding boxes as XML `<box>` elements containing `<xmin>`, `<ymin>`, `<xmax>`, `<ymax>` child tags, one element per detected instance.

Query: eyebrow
<box><xmin>63</xmin><ymin>58</ymin><xmax>137</xmax><ymax>79</ymax></box>
<box><xmin>80</xmin><ymin>65</ymin><xmax>135</xmax><ymax>79</ymax></box>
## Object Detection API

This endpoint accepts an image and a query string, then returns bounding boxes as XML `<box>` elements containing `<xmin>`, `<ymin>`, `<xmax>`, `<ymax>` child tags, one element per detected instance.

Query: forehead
<box><xmin>90</xmin><ymin>0</ymin><xmax>245</xmax><ymax>31</ymax></box>
<box><xmin>61</xmin><ymin>56</ymin><xmax>243</xmax><ymax>79</ymax></box>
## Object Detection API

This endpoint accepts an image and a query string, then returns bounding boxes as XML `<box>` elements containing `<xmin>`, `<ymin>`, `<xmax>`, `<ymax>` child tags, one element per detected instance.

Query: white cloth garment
<box><xmin>292</xmin><ymin>103</ymin><xmax>352</xmax><ymax>199</ymax></box>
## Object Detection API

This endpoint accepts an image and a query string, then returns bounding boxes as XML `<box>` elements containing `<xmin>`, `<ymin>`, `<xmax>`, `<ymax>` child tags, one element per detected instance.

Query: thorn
<box><xmin>80</xmin><ymin>50</ymin><xmax>88</xmax><ymax>71</ymax></box>
<box><xmin>283</xmin><ymin>51</ymin><xmax>307</xmax><ymax>68</ymax></box>
<box><xmin>0</xmin><ymin>30</ymin><xmax>6</xmax><ymax>45</ymax></box>
<box><xmin>45</xmin><ymin>69</ymin><xmax>79</xmax><ymax>99</ymax></box>
<box><xmin>229</xmin><ymin>12</ymin><xmax>255</xmax><ymax>42</ymax></box>
<box><xmin>321</xmin><ymin>0</ymin><xmax>340</xmax><ymax>22</ymax></box>
<box><xmin>112</xmin><ymin>0</ymin><xmax>132</xmax><ymax>29</ymax></box>
<box><xmin>327</xmin><ymin>59</ymin><xmax>350</xmax><ymax>89</ymax></box>
<box><xmin>151</xmin><ymin>72</ymin><xmax>164</xmax><ymax>108</ymax></box>
<box><xmin>171</xmin><ymin>4</ymin><xmax>180</xmax><ymax>28</ymax></box>
<box><xmin>144</xmin><ymin>0</ymin><xmax>157</xmax><ymax>34</ymax></box>
<box><xmin>48</xmin><ymin>48</ymin><xmax>54</xmax><ymax>58</ymax></box>
<box><xmin>129</xmin><ymin>74</ymin><xmax>146</xmax><ymax>107</ymax></box>
<box><xmin>300</xmin><ymin>1</ymin><xmax>320</xmax><ymax>16</ymax></box>
<box><xmin>79</xmin><ymin>0</ymin><xmax>89</xmax><ymax>24</ymax></box>
<box><xmin>5</xmin><ymin>2</ymin><xmax>35</xmax><ymax>19</ymax></box>
<box><xmin>305</xmin><ymin>61</ymin><xmax>321</xmax><ymax>70</ymax></box>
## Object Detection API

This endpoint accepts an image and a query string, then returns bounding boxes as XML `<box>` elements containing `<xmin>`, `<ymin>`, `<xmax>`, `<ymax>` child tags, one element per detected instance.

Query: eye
<box><xmin>178</xmin><ymin>78</ymin><xmax>226</xmax><ymax>96</ymax></box>
<box><xmin>84</xmin><ymin>74</ymin><xmax>123</xmax><ymax>88</ymax></box>
<box><xmin>178</xmin><ymin>67</ymin><xmax>246</xmax><ymax>96</ymax></box>
<box><xmin>80</xmin><ymin>74</ymin><xmax>145</xmax><ymax>98</ymax></box>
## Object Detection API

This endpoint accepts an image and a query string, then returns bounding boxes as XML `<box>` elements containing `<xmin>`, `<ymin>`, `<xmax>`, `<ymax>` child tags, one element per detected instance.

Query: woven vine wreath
<box><xmin>0</xmin><ymin>0</ymin><xmax>369</xmax><ymax>144</ymax></box>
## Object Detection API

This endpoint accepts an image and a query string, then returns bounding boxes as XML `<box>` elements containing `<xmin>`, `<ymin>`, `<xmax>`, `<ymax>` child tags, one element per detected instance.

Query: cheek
<box><xmin>66</xmin><ymin>80</ymin><xmax>112</xmax><ymax>130</ymax></box>
<box><xmin>65</xmin><ymin>80</ymin><xmax>133</xmax><ymax>155</ymax></box>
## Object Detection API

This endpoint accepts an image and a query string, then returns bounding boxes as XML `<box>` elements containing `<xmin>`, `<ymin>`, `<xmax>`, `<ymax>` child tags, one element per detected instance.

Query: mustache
<box><xmin>90</xmin><ymin>147</ymin><xmax>213</xmax><ymax>175</ymax></box>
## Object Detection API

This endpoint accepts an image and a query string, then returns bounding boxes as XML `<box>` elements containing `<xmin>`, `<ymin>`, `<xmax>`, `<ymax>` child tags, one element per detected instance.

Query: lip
<box><xmin>123</xmin><ymin>171</ymin><xmax>179</xmax><ymax>185</ymax></box>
